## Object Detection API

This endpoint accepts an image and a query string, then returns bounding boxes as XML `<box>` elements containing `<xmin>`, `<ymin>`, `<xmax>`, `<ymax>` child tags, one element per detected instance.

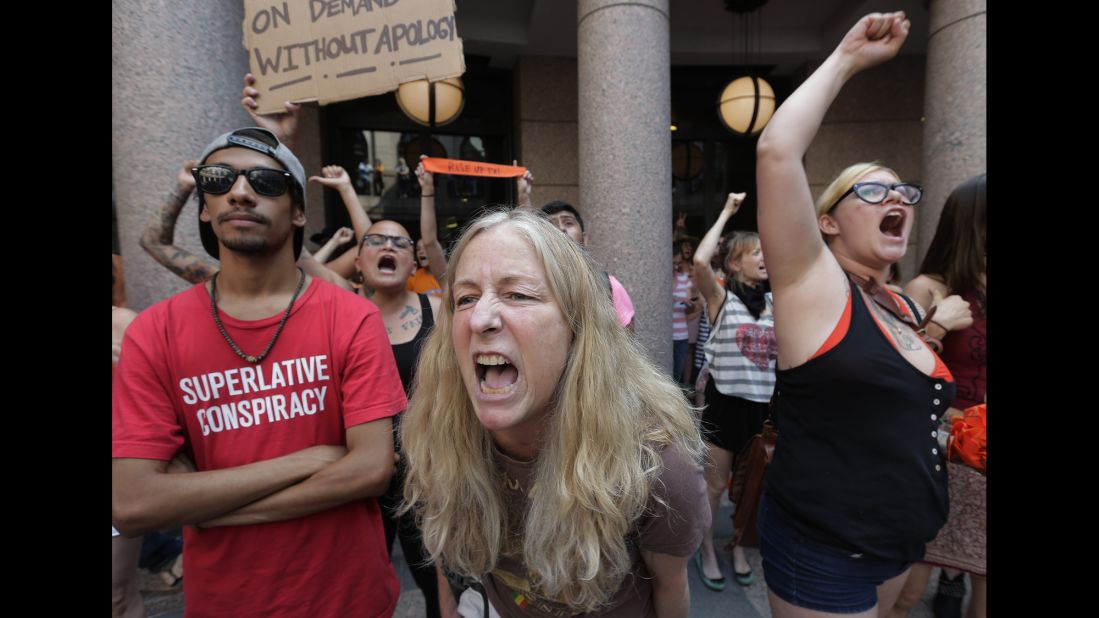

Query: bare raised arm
<box><xmin>139</xmin><ymin>160</ymin><xmax>218</xmax><ymax>284</ymax></box>
<box><xmin>755</xmin><ymin>12</ymin><xmax>910</xmax><ymax>291</ymax></box>
<box><xmin>515</xmin><ymin>161</ymin><xmax>535</xmax><ymax>211</ymax></box>
<box><xmin>297</xmin><ymin>247</ymin><xmax>354</xmax><ymax>291</ymax></box>
<box><xmin>312</xmin><ymin>227</ymin><xmax>354</xmax><ymax>264</ymax></box>
<box><xmin>693</xmin><ymin>193</ymin><xmax>745</xmax><ymax>323</ymax></box>
<box><xmin>755</xmin><ymin>12</ymin><xmax>910</xmax><ymax>367</ymax></box>
<box><xmin>111</xmin><ymin>444</ymin><xmax>346</xmax><ymax>537</ymax></box>
<box><xmin>196</xmin><ymin>418</ymin><xmax>396</xmax><ymax>528</ymax></box>
<box><xmin>673</xmin><ymin>212</ymin><xmax>688</xmax><ymax>242</ymax></box>
<box><xmin>241</xmin><ymin>72</ymin><xmax>302</xmax><ymax>149</ymax></box>
<box><xmin>300</xmin><ymin>164</ymin><xmax>370</xmax><ymax>287</ymax></box>
<box><xmin>312</xmin><ymin>164</ymin><xmax>373</xmax><ymax>243</ymax></box>
<box><xmin>416</xmin><ymin>156</ymin><xmax>447</xmax><ymax>281</ymax></box>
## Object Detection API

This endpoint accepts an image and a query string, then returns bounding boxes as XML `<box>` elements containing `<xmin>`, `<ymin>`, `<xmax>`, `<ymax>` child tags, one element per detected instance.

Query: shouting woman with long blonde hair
<box><xmin>400</xmin><ymin>208</ymin><xmax>708</xmax><ymax>617</ymax></box>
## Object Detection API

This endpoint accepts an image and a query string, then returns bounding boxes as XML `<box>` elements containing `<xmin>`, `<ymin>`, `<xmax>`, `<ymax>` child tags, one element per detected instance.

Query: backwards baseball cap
<box><xmin>195</xmin><ymin>127</ymin><xmax>307</xmax><ymax>260</ymax></box>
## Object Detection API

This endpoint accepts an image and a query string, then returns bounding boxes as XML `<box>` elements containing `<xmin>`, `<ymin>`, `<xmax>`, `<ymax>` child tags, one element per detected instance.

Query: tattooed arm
<box><xmin>139</xmin><ymin>160</ymin><xmax>218</xmax><ymax>284</ymax></box>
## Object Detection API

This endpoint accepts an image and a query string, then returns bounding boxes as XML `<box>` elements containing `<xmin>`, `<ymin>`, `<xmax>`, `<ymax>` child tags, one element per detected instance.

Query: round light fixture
<box><xmin>718</xmin><ymin>76</ymin><xmax>775</xmax><ymax>136</ymax></box>
<box><xmin>395</xmin><ymin>77</ymin><xmax>465</xmax><ymax>127</ymax></box>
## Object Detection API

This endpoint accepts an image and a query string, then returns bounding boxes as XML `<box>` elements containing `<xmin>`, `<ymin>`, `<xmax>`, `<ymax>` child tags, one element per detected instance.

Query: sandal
<box><xmin>158</xmin><ymin>554</ymin><xmax>183</xmax><ymax>588</ymax></box>
<box><xmin>693</xmin><ymin>552</ymin><xmax>726</xmax><ymax>591</ymax></box>
<box><xmin>931</xmin><ymin>571</ymin><xmax>966</xmax><ymax>618</ymax></box>
<box><xmin>731</xmin><ymin>545</ymin><xmax>754</xmax><ymax>586</ymax></box>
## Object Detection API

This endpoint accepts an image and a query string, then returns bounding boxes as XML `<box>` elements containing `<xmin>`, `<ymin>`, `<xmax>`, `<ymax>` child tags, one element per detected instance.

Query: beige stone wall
<box><xmin>803</xmin><ymin>54</ymin><xmax>927</xmax><ymax>282</ymax></box>
<box><xmin>515</xmin><ymin>56</ymin><xmax>580</xmax><ymax>212</ymax></box>
<box><xmin>113</xmin><ymin>1</ymin><xmax>323</xmax><ymax>311</ymax></box>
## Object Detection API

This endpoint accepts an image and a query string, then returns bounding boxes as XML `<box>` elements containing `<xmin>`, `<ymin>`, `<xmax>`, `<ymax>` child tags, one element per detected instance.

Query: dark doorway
<box><xmin>320</xmin><ymin>56</ymin><xmax>515</xmax><ymax>251</ymax></box>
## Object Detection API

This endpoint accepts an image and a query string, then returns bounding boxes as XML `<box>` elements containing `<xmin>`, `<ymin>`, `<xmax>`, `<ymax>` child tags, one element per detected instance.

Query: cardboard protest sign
<box><xmin>421</xmin><ymin>158</ymin><xmax>527</xmax><ymax>178</ymax></box>
<box><xmin>243</xmin><ymin>0</ymin><xmax>465</xmax><ymax>114</ymax></box>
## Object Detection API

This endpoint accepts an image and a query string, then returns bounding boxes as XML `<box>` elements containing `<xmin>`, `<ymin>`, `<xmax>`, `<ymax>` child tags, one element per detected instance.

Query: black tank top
<box><xmin>391</xmin><ymin>294</ymin><xmax>434</xmax><ymax>395</ymax></box>
<box><xmin>763</xmin><ymin>276</ymin><xmax>954</xmax><ymax>562</ymax></box>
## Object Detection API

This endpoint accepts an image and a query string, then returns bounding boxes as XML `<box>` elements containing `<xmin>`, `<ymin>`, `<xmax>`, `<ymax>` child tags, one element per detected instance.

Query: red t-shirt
<box><xmin>113</xmin><ymin>278</ymin><xmax>406</xmax><ymax>618</ymax></box>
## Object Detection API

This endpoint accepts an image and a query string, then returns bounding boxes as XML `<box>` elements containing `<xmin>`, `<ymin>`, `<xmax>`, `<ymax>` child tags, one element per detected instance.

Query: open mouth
<box><xmin>377</xmin><ymin>255</ymin><xmax>397</xmax><ymax>273</ymax></box>
<box><xmin>475</xmin><ymin>353</ymin><xmax>518</xmax><ymax>395</ymax></box>
<box><xmin>879</xmin><ymin>210</ymin><xmax>906</xmax><ymax>238</ymax></box>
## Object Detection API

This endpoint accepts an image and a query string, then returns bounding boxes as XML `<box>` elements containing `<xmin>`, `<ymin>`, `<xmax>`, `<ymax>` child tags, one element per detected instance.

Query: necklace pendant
<box><xmin>245</xmin><ymin>354</ymin><xmax>260</xmax><ymax>363</ymax></box>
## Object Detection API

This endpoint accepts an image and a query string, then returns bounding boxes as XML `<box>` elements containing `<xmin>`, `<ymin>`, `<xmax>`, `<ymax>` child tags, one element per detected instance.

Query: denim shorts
<box><xmin>758</xmin><ymin>494</ymin><xmax>911</xmax><ymax>614</ymax></box>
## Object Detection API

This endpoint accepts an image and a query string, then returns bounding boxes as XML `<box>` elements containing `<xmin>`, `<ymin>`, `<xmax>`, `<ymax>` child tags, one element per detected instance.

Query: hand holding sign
<box><xmin>415</xmin><ymin>155</ymin><xmax>434</xmax><ymax>194</ymax></box>
<box><xmin>241</xmin><ymin>73</ymin><xmax>302</xmax><ymax>148</ymax></box>
<box><xmin>514</xmin><ymin>160</ymin><xmax>534</xmax><ymax>209</ymax></box>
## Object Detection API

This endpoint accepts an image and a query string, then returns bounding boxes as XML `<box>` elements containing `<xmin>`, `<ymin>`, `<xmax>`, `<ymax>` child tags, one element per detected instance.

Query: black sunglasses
<box><xmin>192</xmin><ymin>165</ymin><xmax>293</xmax><ymax>197</ymax></box>
<box><xmin>827</xmin><ymin>182</ymin><xmax>923</xmax><ymax>213</ymax></box>
<box><xmin>361</xmin><ymin>233</ymin><xmax>414</xmax><ymax>250</ymax></box>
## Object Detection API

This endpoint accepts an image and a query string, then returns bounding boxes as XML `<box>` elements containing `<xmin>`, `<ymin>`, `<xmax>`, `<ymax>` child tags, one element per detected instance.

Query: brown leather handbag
<box><xmin>726</xmin><ymin>419</ymin><xmax>777</xmax><ymax>549</ymax></box>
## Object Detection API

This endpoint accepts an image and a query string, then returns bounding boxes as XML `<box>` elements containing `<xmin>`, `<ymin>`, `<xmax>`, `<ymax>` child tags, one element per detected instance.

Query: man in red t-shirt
<box><xmin>112</xmin><ymin>128</ymin><xmax>406</xmax><ymax>617</ymax></box>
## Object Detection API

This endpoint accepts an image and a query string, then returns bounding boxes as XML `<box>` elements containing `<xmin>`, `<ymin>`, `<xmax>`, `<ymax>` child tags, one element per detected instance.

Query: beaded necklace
<box><xmin>209</xmin><ymin>268</ymin><xmax>305</xmax><ymax>363</ymax></box>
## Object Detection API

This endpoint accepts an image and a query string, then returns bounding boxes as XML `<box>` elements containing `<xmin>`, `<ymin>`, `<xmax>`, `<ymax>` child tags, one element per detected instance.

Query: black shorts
<box><xmin>701</xmin><ymin>379</ymin><xmax>770</xmax><ymax>453</ymax></box>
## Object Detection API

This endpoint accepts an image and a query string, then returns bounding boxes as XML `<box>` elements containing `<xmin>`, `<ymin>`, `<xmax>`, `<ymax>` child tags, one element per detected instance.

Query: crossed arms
<box><xmin>112</xmin><ymin>418</ymin><xmax>394</xmax><ymax>536</ymax></box>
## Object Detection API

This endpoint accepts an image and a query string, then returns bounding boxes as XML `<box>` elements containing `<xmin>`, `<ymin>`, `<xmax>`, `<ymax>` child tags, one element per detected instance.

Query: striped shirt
<box><xmin>672</xmin><ymin>272</ymin><xmax>691</xmax><ymax>341</ymax></box>
<box><xmin>704</xmin><ymin>288</ymin><xmax>777</xmax><ymax>402</ymax></box>
<box><xmin>694</xmin><ymin>310</ymin><xmax>710</xmax><ymax>370</ymax></box>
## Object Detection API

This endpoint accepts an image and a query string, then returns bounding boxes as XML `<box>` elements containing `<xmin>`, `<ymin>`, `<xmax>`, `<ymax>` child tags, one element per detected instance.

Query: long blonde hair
<box><xmin>400</xmin><ymin>208</ymin><xmax>703</xmax><ymax>612</ymax></box>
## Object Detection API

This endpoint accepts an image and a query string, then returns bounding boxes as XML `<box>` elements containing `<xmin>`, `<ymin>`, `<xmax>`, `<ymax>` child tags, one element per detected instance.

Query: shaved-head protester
<box><xmin>112</xmin><ymin>127</ymin><xmax>407</xmax><ymax>617</ymax></box>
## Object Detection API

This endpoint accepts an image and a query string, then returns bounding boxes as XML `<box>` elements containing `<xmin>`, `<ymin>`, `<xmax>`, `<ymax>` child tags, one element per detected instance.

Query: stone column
<box><xmin>917</xmin><ymin>0</ymin><xmax>986</xmax><ymax>263</ymax></box>
<box><xmin>113</xmin><ymin>1</ymin><xmax>323</xmax><ymax>310</ymax></box>
<box><xmin>578</xmin><ymin>0</ymin><xmax>671</xmax><ymax>368</ymax></box>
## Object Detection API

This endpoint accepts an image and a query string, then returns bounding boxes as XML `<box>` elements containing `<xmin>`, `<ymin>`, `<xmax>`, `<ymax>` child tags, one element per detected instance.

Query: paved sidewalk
<box><xmin>138</xmin><ymin>495</ymin><xmax>959</xmax><ymax>617</ymax></box>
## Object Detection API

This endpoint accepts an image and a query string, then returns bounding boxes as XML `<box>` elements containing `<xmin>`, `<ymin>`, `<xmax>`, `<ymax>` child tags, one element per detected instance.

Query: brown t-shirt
<box><xmin>482</xmin><ymin>444</ymin><xmax>709</xmax><ymax>617</ymax></box>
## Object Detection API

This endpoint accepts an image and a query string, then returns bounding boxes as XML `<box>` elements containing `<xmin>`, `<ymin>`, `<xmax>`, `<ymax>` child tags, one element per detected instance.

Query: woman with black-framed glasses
<box><xmin>753</xmin><ymin>12</ymin><xmax>970</xmax><ymax>617</ymax></box>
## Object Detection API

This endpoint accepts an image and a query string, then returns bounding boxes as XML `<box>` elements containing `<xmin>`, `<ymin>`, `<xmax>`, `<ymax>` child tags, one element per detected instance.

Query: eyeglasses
<box><xmin>361</xmin><ymin>233</ymin><xmax>414</xmax><ymax>250</ymax></box>
<box><xmin>192</xmin><ymin>165</ymin><xmax>293</xmax><ymax>197</ymax></box>
<box><xmin>827</xmin><ymin>182</ymin><xmax>923</xmax><ymax>213</ymax></box>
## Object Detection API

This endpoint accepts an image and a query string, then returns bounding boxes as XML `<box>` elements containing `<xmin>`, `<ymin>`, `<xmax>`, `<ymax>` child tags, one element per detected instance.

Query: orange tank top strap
<box><xmin>808</xmin><ymin>290</ymin><xmax>852</xmax><ymax>361</ymax></box>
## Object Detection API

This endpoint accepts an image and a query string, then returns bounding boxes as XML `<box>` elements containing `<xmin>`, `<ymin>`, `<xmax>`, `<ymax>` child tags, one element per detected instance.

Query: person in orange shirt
<box><xmin>407</xmin><ymin>239</ymin><xmax>444</xmax><ymax>298</ymax></box>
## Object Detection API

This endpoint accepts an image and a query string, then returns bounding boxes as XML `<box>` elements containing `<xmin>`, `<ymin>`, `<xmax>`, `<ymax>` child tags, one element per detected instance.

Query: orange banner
<box><xmin>421</xmin><ymin>157</ymin><xmax>527</xmax><ymax>178</ymax></box>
